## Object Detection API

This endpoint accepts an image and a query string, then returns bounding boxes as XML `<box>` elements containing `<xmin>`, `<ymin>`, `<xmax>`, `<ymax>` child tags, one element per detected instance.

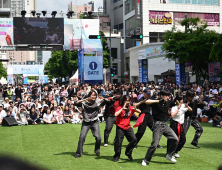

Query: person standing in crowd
<box><xmin>142</xmin><ymin>90</ymin><xmax>178</xmax><ymax>166</ymax></box>
<box><xmin>113</xmin><ymin>95</ymin><xmax>141</xmax><ymax>162</ymax></box>
<box><xmin>183</xmin><ymin>90</ymin><xmax>203</xmax><ymax>148</ymax></box>
<box><xmin>7</xmin><ymin>87</ymin><xmax>13</xmax><ymax>100</ymax></box>
<box><xmin>0</xmin><ymin>104</ymin><xmax>6</xmax><ymax>125</ymax></box>
<box><xmin>2</xmin><ymin>84</ymin><xmax>8</xmax><ymax>100</ymax></box>
<box><xmin>167</xmin><ymin>95</ymin><xmax>192</xmax><ymax>159</ymax></box>
<box><xmin>55</xmin><ymin>87</ymin><xmax>61</xmax><ymax>105</ymax></box>
<box><xmin>133</xmin><ymin>88</ymin><xmax>163</xmax><ymax>149</ymax></box>
<box><xmin>104</xmin><ymin>89</ymin><xmax>121</xmax><ymax>147</ymax></box>
<box><xmin>69</xmin><ymin>84</ymin><xmax>79</xmax><ymax>97</ymax></box>
<box><xmin>60</xmin><ymin>85</ymin><xmax>68</xmax><ymax>101</ymax></box>
<box><xmin>74</xmin><ymin>90</ymin><xmax>107</xmax><ymax>158</ymax></box>
<box><xmin>15</xmin><ymin>84</ymin><xmax>22</xmax><ymax>100</ymax></box>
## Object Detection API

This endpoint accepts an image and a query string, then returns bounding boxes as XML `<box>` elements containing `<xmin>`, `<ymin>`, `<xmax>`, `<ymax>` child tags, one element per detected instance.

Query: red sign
<box><xmin>185</xmin><ymin>61</ymin><xmax>192</xmax><ymax>67</ymax></box>
<box><xmin>208</xmin><ymin>63</ymin><xmax>214</xmax><ymax>77</ymax></box>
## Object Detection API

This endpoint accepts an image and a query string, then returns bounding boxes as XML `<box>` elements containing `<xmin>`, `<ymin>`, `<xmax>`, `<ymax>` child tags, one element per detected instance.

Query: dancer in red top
<box><xmin>113</xmin><ymin>95</ymin><xmax>141</xmax><ymax>162</ymax></box>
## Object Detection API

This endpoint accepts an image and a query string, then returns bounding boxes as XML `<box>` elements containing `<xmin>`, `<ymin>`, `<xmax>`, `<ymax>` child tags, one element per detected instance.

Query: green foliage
<box><xmin>0</xmin><ymin>62</ymin><xmax>7</xmax><ymax>78</ymax></box>
<box><xmin>0</xmin><ymin>123</ymin><xmax>221</xmax><ymax>170</ymax></box>
<box><xmin>100</xmin><ymin>31</ymin><xmax>110</xmax><ymax>68</ymax></box>
<box><xmin>44</xmin><ymin>51</ymin><xmax>78</xmax><ymax>79</ymax></box>
<box><xmin>162</xmin><ymin>17</ymin><xmax>219</xmax><ymax>80</ymax></box>
<box><xmin>79</xmin><ymin>13</ymin><xmax>94</xmax><ymax>19</ymax></box>
<box><xmin>210</xmin><ymin>34</ymin><xmax>222</xmax><ymax>61</ymax></box>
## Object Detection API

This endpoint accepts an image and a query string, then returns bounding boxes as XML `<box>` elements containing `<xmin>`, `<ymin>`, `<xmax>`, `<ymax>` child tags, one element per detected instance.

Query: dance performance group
<box><xmin>73</xmin><ymin>88</ymin><xmax>203</xmax><ymax>166</ymax></box>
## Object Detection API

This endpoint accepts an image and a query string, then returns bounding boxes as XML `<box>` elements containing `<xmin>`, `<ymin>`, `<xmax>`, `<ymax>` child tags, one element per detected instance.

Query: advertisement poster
<box><xmin>173</xmin><ymin>12</ymin><xmax>219</xmax><ymax>26</ymax></box>
<box><xmin>141</xmin><ymin>59</ymin><xmax>148</xmax><ymax>83</ymax></box>
<box><xmin>78</xmin><ymin>49</ymin><xmax>84</xmax><ymax>84</ymax></box>
<box><xmin>84</xmin><ymin>56</ymin><xmax>103</xmax><ymax>83</ymax></box>
<box><xmin>175</xmin><ymin>59</ymin><xmax>187</xmax><ymax>86</ymax></box>
<box><xmin>63</xmin><ymin>19</ymin><xmax>99</xmax><ymax>50</ymax></box>
<box><xmin>209</xmin><ymin>62</ymin><xmax>221</xmax><ymax>82</ymax></box>
<box><xmin>0</xmin><ymin>18</ymin><xmax>13</xmax><ymax>46</ymax></box>
<box><xmin>135</xmin><ymin>0</ymin><xmax>142</xmax><ymax>20</ymax></box>
<box><xmin>149</xmin><ymin>11</ymin><xmax>173</xmax><ymax>25</ymax></box>
<box><xmin>7</xmin><ymin>75</ymin><xmax>14</xmax><ymax>85</ymax></box>
<box><xmin>139</xmin><ymin>46</ymin><xmax>166</xmax><ymax>60</ymax></box>
<box><xmin>23</xmin><ymin>77</ymin><xmax>28</xmax><ymax>84</ymax></box>
<box><xmin>45</xmin><ymin>77</ymin><xmax>49</xmax><ymax>84</ymax></box>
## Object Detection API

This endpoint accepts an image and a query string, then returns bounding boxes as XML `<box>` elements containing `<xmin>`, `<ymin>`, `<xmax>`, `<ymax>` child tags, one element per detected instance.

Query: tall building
<box><xmin>68</xmin><ymin>3</ymin><xmax>92</xmax><ymax>18</ymax></box>
<box><xmin>103</xmin><ymin>0</ymin><xmax>124</xmax><ymax>35</ymax></box>
<box><xmin>0</xmin><ymin>0</ymin><xmax>11</xmax><ymax>18</ymax></box>
<box><xmin>123</xmin><ymin>0</ymin><xmax>222</xmax><ymax>83</ymax></box>
<box><xmin>7</xmin><ymin>51</ymin><xmax>37</xmax><ymax>65</ymax></box>
<box><xmin>11</xmin><ymin>0</ymin><xmax>36</xmax><ymax>17</ymax></box>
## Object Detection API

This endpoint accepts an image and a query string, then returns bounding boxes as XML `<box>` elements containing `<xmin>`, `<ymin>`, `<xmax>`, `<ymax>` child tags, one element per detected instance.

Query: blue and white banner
<box><xmin>78</xmin><ymin>49</ymin><xmax>84</xmax><ymax>84</ymax></box>
<box><xmin>84</xmin><ymin>56</ymin><xmax>103</xmax><ymax>81</ymax></box>
<box><xmin>175</xmin><ymin>59</ymin><xmax>186</xmax><ymax>86</ymax></box>
<box><xmin>138</xmin><ymin>59</ymin><xmax>148</xmax><ymax>84</ymax></box>
<box><xmin>39</xmin><ymin>76</ymin><xmax>45</xmax><ymax>84</ymax></box>
<box><xmin>7</xmin><ymin>65</ymin><xmax>44</xmax><ymax>74</ymax></box>
<box><xmin>7</xmin><ymin>75</ymin><xmax>14</xmax><ymax>85</ymax></box>
<box><xmin>45</xmin><ymin>77</ymin><xmax>49</xmax><ymax>83</ymax></box>
<box><xmin>23</xmin><ymin>77</ymin><xmax>28</xmax><ymax>84</ymax></box>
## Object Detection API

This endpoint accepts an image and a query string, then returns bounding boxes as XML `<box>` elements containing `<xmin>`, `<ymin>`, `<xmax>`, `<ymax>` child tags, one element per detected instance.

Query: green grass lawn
<box><xmin>0</xmin><ymin>122</ymin><xmax>221</xmax><ymax>170</ymax></box>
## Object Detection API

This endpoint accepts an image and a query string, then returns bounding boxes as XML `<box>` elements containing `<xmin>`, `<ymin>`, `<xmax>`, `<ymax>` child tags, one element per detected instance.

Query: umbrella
<box><xmin>211</xmin><ymin>72</ymin><xmax>222</xmax><ymax>77</ymax></box>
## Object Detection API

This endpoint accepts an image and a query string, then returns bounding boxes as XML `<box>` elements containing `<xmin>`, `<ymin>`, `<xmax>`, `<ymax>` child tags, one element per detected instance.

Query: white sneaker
<box><xmin>208</xmin><ymin>120</ymin><xmax>213</xmax><ymax>123</ymax></box>
<box><xmin>174</xmin><ymin>153</ymin><xmax>180</xmax><ymax>158</ymax></box>
<box><xmin>166</xmin><ymin>154</ymin><xmax>177</xmax><ymax>163</ymax></box>
<box><xmin>141</xmin><ymin>160</ymin><xmax>147</xmax><ymax>166</ymax></box>
<box><xmin>104</xmin><ymin>144</ymin><xmax>108</xmax><ymax>147</ymax></box>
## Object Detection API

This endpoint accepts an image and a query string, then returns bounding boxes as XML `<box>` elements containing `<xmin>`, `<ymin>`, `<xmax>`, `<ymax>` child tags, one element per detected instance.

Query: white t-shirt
<box><xmin>219</xmin><ymin>87</ymin><xmax>222</xmax><ymax>93</ymax></box>
<box><xmin>210</xmin><ymin>89</ymin><xmax>217</xmax><ymax>94</ymax></box>
<box><xmin>43</xmin><ymin>113</ymin><xmax>53</xmax><ymax>122</ymax></box>
<box><xmin>171</xmin><ymin>104</ymin><xmax>188</xmax><ymax>124</ymax></box>
<box><xmin>0</xmin><ymin>110</ymin><xmax>6</xmax><ymax>119</ymax></box>
<box><xmin>4</xmin><ymin>103</ymin><xmax>10</xmax><ymax>110</ymax></box>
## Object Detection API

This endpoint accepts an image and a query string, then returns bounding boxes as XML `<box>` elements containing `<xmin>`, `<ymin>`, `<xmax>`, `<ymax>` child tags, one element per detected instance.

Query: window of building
<box><xmin>113</xmin><ymin>63</ymin><xmax>118</xmax><ymax>75</ymax></box>
<box><xmin>103</xmin><ymin>22</ymin><xmax>110</xmax><ymax>27</ymax></box>
<box><xmin>125</xmin><ymin>0</ymin><xmax>135</xmax><ymax>15</ymax></box>
<box><xmin>114</xmin><ymin>6</ymin><xmax>119</xmax><ymax>10</ymax></box>
<box><xmin>149</xmin><ymin>32</ymin><xmax>164</xmax><ymax>43</ymax></box>
<box><xmin>119</xmin><ymin>23</ymin><xmax>123</xmax><ymax>30</ymax></box>
<box><xmin>126</xmin><ymin>57</ymin><xmax>130</xmax><ymax>71</ymax></box>
<box><xmin>114</xmin><ymin>25</ymin><xmax>118</xmax><ymax>30</ymax></box>
<box><xmin>111</xmin><ymin>48</ymin><xmax>118</xmax><ymax>59</ymax></box>
<box><xmin>125</xmin><ymin>16</ymin><xmax>142</xmax><ymax>49</ymax></box>
<box><xmin>85</xmin><ymin>7</ymin><xmax>87</xmax><ymax>11</ymax></box>
<box><xmin>119</xmin><ymin>4</ymin><xmax>123</xmax><ymax>8</ymax></box>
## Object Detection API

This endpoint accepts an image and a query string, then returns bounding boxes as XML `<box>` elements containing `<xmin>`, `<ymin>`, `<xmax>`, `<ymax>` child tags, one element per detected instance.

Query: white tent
<box><xmin>0</xmin><ymin>77</ymin><xmax>7</xmax><ymax>85</ymax></box>
<box><xmin>70</xmin><ymin>70</ymin><xmax>78</xmax><ymax>85</ymax></box>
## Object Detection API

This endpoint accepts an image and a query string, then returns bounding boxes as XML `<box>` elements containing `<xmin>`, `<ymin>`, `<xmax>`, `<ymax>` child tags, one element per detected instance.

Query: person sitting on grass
<box><xmin>28</xmin><ymin>107</ymin><xmax>41</xmax><ymax>125</ymax></box>
<box><xmin>53</xmin><ymin>106</ymin><xmax>65</xmax><ymax>124</ymax></box>
<box><xmin>43</xmin><ymin>109</ymin><xmax>56</xmax><ymax>124</ymax></box>
<box><xmin>63</xmin><ymin>105</ymin><xmax>72</xmax><ymax>123</ymax></box>
<box><xmin>72</xmin><ymin>107</ymin><xmax>82</xmax><ymax>124</ymax></box>
<box><xmin>17</xmin><ymin>106</ymin><xmax>29</xmax><ymax>125</ymax></box>
<box><xmin>4</xmin><ymin>97</ymin><xmax>10</xmax><ymax>110</ymax></box>
<box><xmin>0</xmin><ymin>104</ymin><xmax>6</xmax><ymax>125</ymax></box>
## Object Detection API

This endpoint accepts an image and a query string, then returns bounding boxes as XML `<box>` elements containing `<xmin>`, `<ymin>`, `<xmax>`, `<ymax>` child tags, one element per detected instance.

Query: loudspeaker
<box><xmin>2</xmin><ymin>117</ymin><xmax>18</xmax><ymax>126</ymax></box>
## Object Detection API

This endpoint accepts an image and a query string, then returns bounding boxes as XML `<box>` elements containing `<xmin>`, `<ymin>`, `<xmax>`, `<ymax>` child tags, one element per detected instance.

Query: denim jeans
<box><xmin>104</xmin><ymin>116</ymin><xmax>116</xmax><ymax>144</ymax></box>
<box><xmin>144</xmin><ymin>121</ymin><xmax>178</xmax><ymax>163</ymax></box>
<box><xmin>55</xmin><ymin>95</ymin><xmax>60</xmax><ymax>105</ymax></box>
<box><xmin>76</xmin><ymin>120</ymin><xmax>101</xmax><ymax>157</ymax></box>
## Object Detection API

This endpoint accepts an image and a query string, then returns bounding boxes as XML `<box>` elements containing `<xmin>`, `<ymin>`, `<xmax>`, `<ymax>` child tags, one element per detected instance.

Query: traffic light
<box><xmin>110</xmin><ymin>68</ymin><xmax>114</xmax><ymax>77</ymax></box>
<box><xmin>131</xmin><ymin>35</ymin><xmax>143</xmax><ymax>39</ymax></box>
<box><xmin>89</xmin><ymin>35</ymin><xmax>101</xmax><ymax>39</ymax></box>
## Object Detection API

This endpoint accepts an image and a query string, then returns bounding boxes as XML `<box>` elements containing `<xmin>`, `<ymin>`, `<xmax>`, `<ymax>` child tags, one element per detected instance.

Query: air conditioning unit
<box><xmin>113</xmin><ymin>29</ymin><xmax>118</xmax><ymax>34</ymax></box>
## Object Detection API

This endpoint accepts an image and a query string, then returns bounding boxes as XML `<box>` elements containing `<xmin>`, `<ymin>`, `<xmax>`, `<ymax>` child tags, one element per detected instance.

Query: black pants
<box><xmin>28</xmin><ymin>118</ymin><xmax>41</xmax><ymax>125</ymax></box>
<box><xmin>202</xmin><ymin>110</ymin><xmax>214</xmax><ymax>119</ymax></box>
<box><xmin>114</xmin><ymin>126</ymin><xmax>137</xmax><ymax>158</ymax></box>
<box><xmin>104</xmin><ymin>116</ymin><xmax>116</xmax><ymax>144</ymax></box>
<box><xmin>183</xmin><ymin>117</ymin><xmax>203</xmax><ymax>145</ymax></box>
<box><xmin>144</xmin><ymin>121</ymin><xmax>178</xmax><ymax>163</ymax></box>
<box><xmin>135</xmin><ymin>113</ymin><xmax>153</xmax><ymax>145</ymax></box>
<box><xmin>76</xmin><ymin>120</ymin><xmax>101</xmax><ymax>157</ymax></box>
<box><xmin>167</xmin><ymin>120</ymin><xmax>186</xmax><ymax>153</ymax></box>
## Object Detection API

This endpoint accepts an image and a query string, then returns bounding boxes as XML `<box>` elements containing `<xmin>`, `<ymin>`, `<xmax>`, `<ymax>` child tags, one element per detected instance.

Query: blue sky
<box><xmin>37</xmin><ymin>0</ymin><xmax>103</xmax><ymax>64</ymax></box>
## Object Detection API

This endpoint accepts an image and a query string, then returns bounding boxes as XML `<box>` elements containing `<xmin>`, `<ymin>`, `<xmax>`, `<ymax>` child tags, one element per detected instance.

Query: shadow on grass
<box><xmin>118</xmin><ymin>158</ymin><xmax>174</xmax><ymax>165</ymax></box>
<box><xmin>54</xmin><ymin>152</ymin><xmax>97</xmax><ymax>157</ymax></box>
<box><xmin>95</xmin><ymin>155</ymin><xmax>114</xmax><ymax>161</ymax></box>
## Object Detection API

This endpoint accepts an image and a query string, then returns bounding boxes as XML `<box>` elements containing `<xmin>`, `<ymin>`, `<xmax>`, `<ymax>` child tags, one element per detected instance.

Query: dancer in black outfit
<box><xmin>183</xmin><ymin>90</ymin><xmax>203</xmax><ymax>148</ymax></box>
<box><xmin>142</xmin><ymin>90</ymin><xmax>178</xmax><ymax>166</ymax></box>
<box><xmin>134</xmin><ymin>88</ymin><xmax>162</xmax><ymax>148</ymax></box>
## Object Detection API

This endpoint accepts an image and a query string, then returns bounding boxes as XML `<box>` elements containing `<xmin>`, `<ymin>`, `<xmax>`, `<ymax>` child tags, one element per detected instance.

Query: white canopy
<box><xmin>70</xmin><ymin>70</ymin><xmax>78</xmax><ymax>85</ymax></box>
<box><xmin>0</xmin><ymin>77</ymin><xmax>7</xmax><ymax>85</ymax></box>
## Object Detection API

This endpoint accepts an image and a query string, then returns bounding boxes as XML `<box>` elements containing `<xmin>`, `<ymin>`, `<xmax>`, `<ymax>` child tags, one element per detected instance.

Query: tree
<box><xmin>0</xmin><ymin>62</ymin><xmax>7</xmax><ymax>78</ymax></box>
<box><xmin>100</xmin><ymin>31</ymin><xmax>110</xmax><ymax>68</ymax></box>
<box><xmin>44</xmin><ymin>51</ymin><xmax>78</xmax><ymax>79</ymax></box>
<box><xmin>161</xmin><ymin>17</ymin><xmax>219</xmax><ymax>80</ymax></box>
<box><xmin>79</xmin><ymin>13</ymin><xmax>94</xmax><ymax>19</ymax></box>
<box><xmin>210</xmin><ymin>34</ymin><xmax>222</xmax><ymax>62</ymax></box>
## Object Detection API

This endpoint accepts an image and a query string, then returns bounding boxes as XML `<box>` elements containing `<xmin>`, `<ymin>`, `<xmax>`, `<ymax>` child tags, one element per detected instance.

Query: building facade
<box><xmin>68</xmin><ymin>3</ymin><xmax>92</xmax><ymax>19</ymax></box>
<box><xmin>123</xmin><ymin>0</ymin><xmax>222</xmax><ymax>83</ymax></box>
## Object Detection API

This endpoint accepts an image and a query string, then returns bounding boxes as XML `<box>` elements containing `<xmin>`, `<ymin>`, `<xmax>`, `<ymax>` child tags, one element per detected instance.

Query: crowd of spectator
<box><xmin>0</xmin><ymin>79</ymin><xmax>221</xmax><ymax>128</ymax></box>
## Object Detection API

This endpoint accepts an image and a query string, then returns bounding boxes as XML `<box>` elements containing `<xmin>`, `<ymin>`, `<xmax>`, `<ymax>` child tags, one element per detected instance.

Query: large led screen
<box><xmin>13</xmin><ymin>17</ymin><xmax>64</xmax><ymax>45</ymax></box>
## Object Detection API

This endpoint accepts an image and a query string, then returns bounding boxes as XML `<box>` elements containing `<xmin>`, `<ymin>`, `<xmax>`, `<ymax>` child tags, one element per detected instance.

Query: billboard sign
<box><xmin>175</xmin><ymin>59</ymin><xmax>187</xmax><ymax>86</ymax></box>
<box><xmin>0</xmin><ymin>18</ymin><xmax>14</xmax><ymax>46</ymax></box>
<box><xmin>149</xmin><ymin>11</ymin><xmax>173</xmax><ymax>24</ymax></box>
<box><xmin>63</xmin><ymin>19</ymin><xmax>99</xmax><ymax>50</ymax></box>
<box><xmin>7</xmin><ymin>65</ymin><xmax>45</xmax><ymax>74</ymax></box>
<box><xmin>135</xmin><ymin>0</ymin><xmax>142</xmax><ymax>20</ymax></box>
<box><xmin>78</xmin><ymin>49</ymin><xmax>84</xmax><ymax>84</ymax></box>
<box><xmin>84</xmin><ymin>56</ymin><xmax>103</xmax><ymax>81</ymax></box>
<box><xmin>173</xmin><ymin>12</ymin><xmax>219</xmax><ymax>26</ymax></box>
<box><xmin>14</xmin><ymin>17</ymin><xmax>64</xmax><ymax>44</ymax></box>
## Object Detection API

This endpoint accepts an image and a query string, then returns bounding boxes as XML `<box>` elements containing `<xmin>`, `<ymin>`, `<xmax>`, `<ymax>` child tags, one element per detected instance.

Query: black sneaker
<box><xmin>75</xmin><ymin>155</ymin><xmax>81</xmax><ymax>158</ymax></box>
<box><xmin>191</xmin><ymin>142</ymin><xmax>200</xmax><ymax>148</ymax></box>
<box><xmin>113</xmin><ymin>157</ymin><xmax>119</xmax><ymax>162</ymax></box>
<box><xmin>96</xmin><ymin>152</ymin><xmax>100</xmax><ymax>156</ymax></box>
<box><xmin>157</xmin><ymin>145</ymin><xmax>163</xmax><ymax>149</ymax></box>
<box><xmin>126</xmin><ymin>154</ymin><xmax>133</xmax><ymax>161</ymax></box>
